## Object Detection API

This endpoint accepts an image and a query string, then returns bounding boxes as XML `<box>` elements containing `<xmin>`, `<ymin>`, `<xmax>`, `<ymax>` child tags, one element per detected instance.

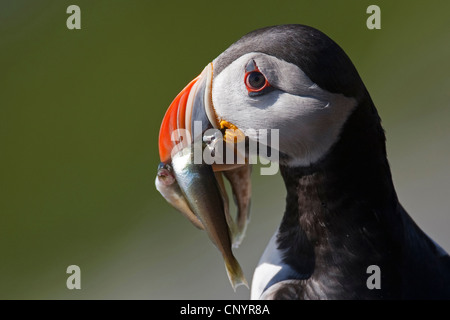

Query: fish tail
<box><xmin>224</xmin><ymin>256</ymin><xmax>248</xmax><ymax>291</ymax></box>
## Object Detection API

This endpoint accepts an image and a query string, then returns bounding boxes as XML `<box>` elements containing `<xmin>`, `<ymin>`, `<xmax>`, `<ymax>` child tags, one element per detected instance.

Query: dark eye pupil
<box><xmin>248</xmin><ymin>72</ymin><xmax>265</xmax><ymax>89</ymax></box>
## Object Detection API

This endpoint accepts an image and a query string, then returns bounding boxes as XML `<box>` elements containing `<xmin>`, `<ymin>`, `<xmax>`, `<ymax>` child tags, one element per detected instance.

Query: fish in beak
<box><xmin>156</xmin><ymin>63</ymin><xmax>252</xmax><ymax>290</ymax></box>
<box><xmin>155</xmin><ymin>162</ymin><xmax>204</xmax><ymax>230</ymax></box>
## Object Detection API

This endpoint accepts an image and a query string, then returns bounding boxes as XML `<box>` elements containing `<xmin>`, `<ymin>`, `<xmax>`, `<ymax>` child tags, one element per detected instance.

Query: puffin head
<box><xmin>160</xmin><ymin>24</ymin><xmax>367</xmax><ymax>168</ymax></box>
<box><xmin>156</xmin><ymin>24</ymin><xmax>373</xmax><ymax>289</ymax></box>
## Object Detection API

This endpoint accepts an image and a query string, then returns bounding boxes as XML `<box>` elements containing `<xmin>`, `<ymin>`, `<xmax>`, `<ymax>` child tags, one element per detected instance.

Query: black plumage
<box><xmin>274</xmin><ymin>93</ymin><xmax>450</xmax><ymax>299</ymax></box>
<box><xmin>215</xmin><ymin>24</ymin><xmax>365</xmax><ymax>99</ymax></box>
<box><xmin>214</xmin><ymin>24</ymin><xmax>450</xmax><ymax>299</ymax></box>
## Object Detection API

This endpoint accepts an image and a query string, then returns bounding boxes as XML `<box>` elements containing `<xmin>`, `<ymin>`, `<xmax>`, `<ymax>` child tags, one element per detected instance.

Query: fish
<box><xmin>223</xmin><ymin>164</ymin><xmax>252</xmax><ymax>248</ymax></box>
<box><xmin>170</xmin><ymin>144</ymin><xmax>248</xmax><ymax>290</ymax></box>
<box><xmin>155</xmin><ymin>162</ymin><xmax>204</xmax><ymax>230</ymax></box>
<box><xmin>214</xmin><ymin>166</ymin><xmax>252</xmax><ymax>249</ymax></box>
<box><xmin>155</xmin><ymin>61</ymin><xmax>251</xmax><ymax>289</ymax></box>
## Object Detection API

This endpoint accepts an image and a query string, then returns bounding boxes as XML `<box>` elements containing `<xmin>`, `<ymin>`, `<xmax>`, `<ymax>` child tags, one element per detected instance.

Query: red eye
<box><xmin>245</xmin><ymin>71</ymin><xmax>269</xmax><ymax>92</ymax></box>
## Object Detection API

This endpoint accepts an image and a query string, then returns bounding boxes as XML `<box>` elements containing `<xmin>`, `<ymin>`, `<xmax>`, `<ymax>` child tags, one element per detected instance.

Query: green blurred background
<box><xmin>1</xmin><ymin>0</ymin><xmax>449</xmax><ymax>299</ymax></box>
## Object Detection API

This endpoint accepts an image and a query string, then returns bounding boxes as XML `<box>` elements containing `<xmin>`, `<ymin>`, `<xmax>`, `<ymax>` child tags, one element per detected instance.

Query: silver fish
<box><xmin>170</xmin><ymin>145</ymin><xmax>248</xmax><ymax>290</ymax></box>
<box><xmin>223</xmin><ymin>164</ymin><xmax>252</xmax><ymax>248</ymax></box>
<box><xmin>155</xmin><ymin>162</ymin><xmax>204</xmax><ymax>230</ymax></box>
<box><xmin>214</xmin><ymin>165</ymin><xmax>252</xmax><ymax>249</ymax></box>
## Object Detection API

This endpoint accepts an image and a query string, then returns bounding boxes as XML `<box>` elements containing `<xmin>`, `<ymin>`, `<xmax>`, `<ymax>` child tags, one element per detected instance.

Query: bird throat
<box><xmin>275</xmin><ymin>97</ymin><xmax>400</xmax><ymax>298</ymax></box>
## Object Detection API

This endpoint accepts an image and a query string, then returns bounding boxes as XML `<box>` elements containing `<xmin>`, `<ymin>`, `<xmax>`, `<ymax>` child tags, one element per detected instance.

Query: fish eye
<box><xmin>157</xmin><ymin>164</ymin><xmax>175</xmax><ymax>186</ymax></box>
<box><xmin>245</xmin><ymin>71</ymin><xmax>268</xmax><ymax>92</ymax></box>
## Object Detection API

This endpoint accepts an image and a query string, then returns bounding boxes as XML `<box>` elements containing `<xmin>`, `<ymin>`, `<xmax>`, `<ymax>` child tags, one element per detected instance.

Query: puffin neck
<box><xmin>276</xmin><ymin>93</ymin><xmax>400</xmax><ymax>281</ymax></box>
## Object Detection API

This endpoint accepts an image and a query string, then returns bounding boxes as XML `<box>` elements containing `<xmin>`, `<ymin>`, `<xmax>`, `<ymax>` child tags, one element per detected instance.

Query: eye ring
<box><xmin>244</xmin><ymin>71</ymin><xmax>270</xmax><ymax>93</ymax></box>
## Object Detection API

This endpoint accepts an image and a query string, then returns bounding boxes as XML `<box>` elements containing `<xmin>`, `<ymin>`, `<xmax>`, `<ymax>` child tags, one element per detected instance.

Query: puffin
<box><xmin>155</xmin><ymin>24</ymin><xmax>450</xmax><ymax>299</ymax></box>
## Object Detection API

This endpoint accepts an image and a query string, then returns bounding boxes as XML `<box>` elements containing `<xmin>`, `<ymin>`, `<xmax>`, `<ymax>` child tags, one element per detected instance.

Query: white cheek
<box><xmin>212</xmin><ymin>66</ymin><xmax>248</xmax><ymax>118</ymax></box>
<box><xmin>212</xmin><ymin>53</ymin><xmax>357</xmax><ymax>166</ymax></box>
<box><xmin>274</xmin><ymin>92</ymin><xmax>356</xmax><ymax>167</ymax></box>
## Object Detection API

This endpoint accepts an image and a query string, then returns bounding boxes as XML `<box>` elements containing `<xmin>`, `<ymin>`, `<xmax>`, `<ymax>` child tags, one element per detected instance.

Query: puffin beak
<box><xmin>158</xmin><ymin>63</ymin><xmax>217</xmax><ymax>163</ymax></box>
<box><xmin>156</xmin><ymin>62</ymin><xmax>252</xmax><ymax>290</ymax></box>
